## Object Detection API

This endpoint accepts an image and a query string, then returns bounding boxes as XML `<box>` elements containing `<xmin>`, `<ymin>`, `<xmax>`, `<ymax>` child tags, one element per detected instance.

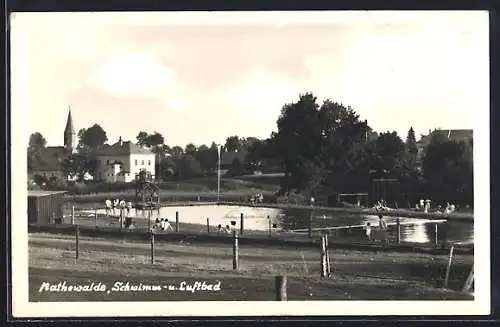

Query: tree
<box><xmin>170</xmin><ymin>146</ymin><xmax>184</xmax><ymax>158</ymax></box>
<box><xmin>136</xmin><ymin>131</ymin><xmax>149</xmax><ymax>147</ymax></box>
<box><xmin>185</xmin><ymin>143</ymin><xmax>197</xmax><ymax>156</ymax></box>
<box><xmin>225</xmin><ymin>136</ymin><xmax>242</xmax><ymax>152</ymax></box>
<box><xmin>274</xmin><ymin>93</ymin><xmax>323</xmax><ymax>192</ymax></box>
<box><xmin>77</xmin><ymin>124</ymin><xmax>108</xmax><ymax>153</ymax></box>
<box><xmin>177</xmin><ymin>154</ymin><xmax>203</xmax><ymax>179</ymax></box>
<box><xmin>61</xmin><ymin>153</ymin><xmax>98</xmax><ymax>181</ymax></box>
<box><xmin>27</xmin><ymin>132</ymin><xmax>47</xmax><ymax>170</ymax></box>
<box><xmin>405</xmin><ymin>127</ymin><xmax>419</xmax><ymax>163</ymax></box>
<box><xmin>422</xmin><ymin>133</ymin><xmax>473</xmax><ymax>205</ymax></box>
<box><xmin>195</xmin><ymin>145</ymin><xmax>218</xmax><ymax>174</ymax></box>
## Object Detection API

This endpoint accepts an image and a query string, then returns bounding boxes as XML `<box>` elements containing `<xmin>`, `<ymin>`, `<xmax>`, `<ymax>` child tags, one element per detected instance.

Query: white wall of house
<box><xmin>95</xmin><ymin>155</ymin><xmax>130</xmax><ymax>183</ymax></box>
<box><xmin>129</xmin><ymin>153</ymin><xmax>156</xmax><ymax>180</ymax></box>
<box><xmin>95</xmin><ymin>153</ymin><xmax>155</xmax><ymax>183</ymax></box>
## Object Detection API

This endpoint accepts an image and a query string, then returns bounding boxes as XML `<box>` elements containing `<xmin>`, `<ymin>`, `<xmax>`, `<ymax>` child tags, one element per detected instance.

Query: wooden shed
<box><xmin>28</xmin><ymin>190</ymin><xmax>67</xmax><ymax>225</ymax></box>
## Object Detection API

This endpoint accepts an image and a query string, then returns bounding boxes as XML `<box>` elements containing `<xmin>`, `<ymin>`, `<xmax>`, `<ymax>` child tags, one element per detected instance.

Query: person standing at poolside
<box><xmin>378</xmin><ymin>214</ymin><xmax>387</xmax><ymax>230</ymax></box>
<box><xmin>126</xmin><ymin>201</ymin><xmax>132</xmax><ymax>216</ymax></box>
<box><xmin>364</xmin><ymin>222</ymin><xmax>372</xmax><ymax>241</ymax></box>
<box><xmin>105</xmin><ymin>199</ymin><xmax>112</xmax><ymax>216</ymax></box>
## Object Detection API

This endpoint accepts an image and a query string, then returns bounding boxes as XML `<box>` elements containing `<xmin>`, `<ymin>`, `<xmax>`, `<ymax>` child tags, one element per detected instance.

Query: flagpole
<box><xmin>217</xmin><ymin>145</ymin><xmax>221</xmax><ymax>202</ymax></box>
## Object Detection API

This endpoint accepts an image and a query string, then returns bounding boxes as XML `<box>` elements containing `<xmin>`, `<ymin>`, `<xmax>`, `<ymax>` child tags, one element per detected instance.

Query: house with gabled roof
<box><xmin>94</xmin><ymin>137</ymin><xmax>155</xmax><ymax>183</ymax></box>
<box><xmin>416</xmin><ymin>128</ymin><xmax>473</xmax><ymax>160</ymax></box>
<box><xmin>29</xmin><ymin>108</ymin><xmax>76</xmax><ymax>180</ymax></box>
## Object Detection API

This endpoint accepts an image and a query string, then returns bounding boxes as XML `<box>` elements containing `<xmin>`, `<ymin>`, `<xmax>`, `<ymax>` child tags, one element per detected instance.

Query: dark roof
<box><xmin>221</xmin><ymin>150</ymin><xmax>248</xmax><ymax>166</ymax></box>
<box><xmin>28</xmin><ymin>190</ymin><xmax>67</xmax><ymax>197</ymax></box>
<box><xmin>64</xmin><ymin>109</ymin><xmax>75</xmax><ymax>134</ymax></box>
<box><xmin>31</xmin><ymin>146</ymin><xmax>68</xmax><ymax>171</ymax></box>
<box><xmin>418</xmin><ymin>129</ymin><xmax>473</xmax><ymax>146</ymax></box>
<box><xmin>95</xmin><ymin>141</ymin><xmax>153</xmax><ymax>156</ymax></box>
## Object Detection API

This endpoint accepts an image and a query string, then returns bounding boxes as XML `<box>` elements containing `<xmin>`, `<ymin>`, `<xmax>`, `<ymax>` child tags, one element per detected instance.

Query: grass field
<box><xmin>29</xmin><ymin>232</ymin><xmax>474</xmax><ymax>301</ymax></box>
<box><xmin>61</xmin><ymin>177</ymin><xmax>280</xmax><ymax>204</ymax></box>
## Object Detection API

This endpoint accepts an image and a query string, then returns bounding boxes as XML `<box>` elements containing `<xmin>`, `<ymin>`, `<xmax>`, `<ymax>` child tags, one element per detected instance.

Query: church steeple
<box><xmin>64</xmin><ymin>106</ymin><xmax>76</xmax><ymax>153</ymax></box>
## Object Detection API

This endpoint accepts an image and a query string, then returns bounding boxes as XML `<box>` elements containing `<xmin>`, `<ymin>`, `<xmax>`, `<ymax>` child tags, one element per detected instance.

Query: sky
<box><xmin>11</xmin><ymin>11</ymin><xmax>489</xmax><ymax>148</ymax></box>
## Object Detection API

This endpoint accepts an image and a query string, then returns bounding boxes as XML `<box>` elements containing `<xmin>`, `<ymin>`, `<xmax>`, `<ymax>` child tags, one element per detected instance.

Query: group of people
<box><xmin>249</xmin><ymin>193</ymin><xmax>264</xmax><ymax>204</ymax></box>
<box><xmin>217</xmin><ymin>224</ymin><xmax>233</xmax><ymax>234</ymax></box>
<box><xmin>152</xmin><ymin>218</ymin><xmax>173</xmax><ymax>231</ymax></box>
<box><xmin>415</xmin><ymin>199</ymin><xmax>456</xmax><ymax>214</ymax></box>
<box><xmin>363</xmin><ymin>214</ymin><xmax>388</xmax><ymax>242</ymax></box>
<box><xmin>105</xmin><ymin>198</ymin><xmax>133</xmax><ymax>217</ymax></box>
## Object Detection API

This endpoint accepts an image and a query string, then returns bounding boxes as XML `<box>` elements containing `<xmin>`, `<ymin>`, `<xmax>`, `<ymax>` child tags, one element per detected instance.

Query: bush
<box><xmin>276</xmin><ymin>192</ymin><xmax>308</xmax><ymax>205</ymax></box>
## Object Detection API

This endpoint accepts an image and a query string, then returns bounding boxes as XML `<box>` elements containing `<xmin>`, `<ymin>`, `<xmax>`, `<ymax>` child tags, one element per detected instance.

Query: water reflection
<box><xmin>92</xmin><ymin>205</ymin><xmax>473</xmax><ymax>244</ymax></box>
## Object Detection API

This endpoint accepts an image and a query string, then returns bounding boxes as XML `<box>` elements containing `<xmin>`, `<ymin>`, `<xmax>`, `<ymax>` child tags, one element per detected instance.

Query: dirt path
<box><xmin>29</xmin><ymin>233</ymin><xmax>473</xmax><ymax>301</ymax></box>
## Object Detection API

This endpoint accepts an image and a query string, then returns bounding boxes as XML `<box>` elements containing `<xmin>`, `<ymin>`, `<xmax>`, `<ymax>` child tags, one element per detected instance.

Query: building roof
<box><xmin>64</xmin><ymin>108</ymin><xmax>75</xmax><ymax>134</ymax></box>
<box><xmin>95</xmin><ymin>140</ymin><xmax>154</xmax><ymax>156</ymax></box>
<box><xmin>28</xmin><ymin>190</ymin><xmax>67</xmax><ymax>197</ymax></box>
<box><xmin>418</xmin><ymin>129</ymin><xmax>473</xmax><ymax>146</ymax></box>
<box><xmin>221</xmin><ymin>150</ymin><xmax>248</xmax><ymax>166</ymax></box>
<box><xmin>31</xmin><ymin>146</ymin><xmax>68</xmax><ymax>171</ymax></box>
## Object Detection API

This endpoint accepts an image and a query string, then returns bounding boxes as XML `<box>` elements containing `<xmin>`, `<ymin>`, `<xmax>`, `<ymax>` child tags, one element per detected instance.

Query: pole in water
<box><xmin>206</xmin><ymin>217</ymin><xmax>210</xmax><ymax>234</ymax></box>
<box><xmin>75</xmin><ymin>224</ymin><xmax>80</xmax><ymax>260</ymax></box>
<box><xmin>150</xmin><ymin>231</ymin><xmax>155</xmax><ymax>264</ymax></box>
<box><xmin>240</xmin><ymin>213</ymin><xmax>244</xmax><ymax>235</ymax></box>
<box><xmin>396</xmin><ymin>218</ymin><xmax>401</xmax><ymax>243</ymax></box>
<box><xmin>71</xmin><ymin>205</ymin><xmax>75</xmax><ymax>225</ymax></box>
<box><xmin>275</xmin><ymin>275</ymin><xmax>287</xmax><ymax>301</ymax></box>
<box><xmin>233</xmin><ymin>231</ymin><xmax>239</xmax><ymax>271</ymax></box>
<box><xmin>94</xmin><ymin>208</ymin><xmax>98</xmax><ymax>228</ymax></box>
<box><xmin>175</xmin><ymin>211</ymin><xmax>180</xmax><ymax>232</ymax></box>
<box><xmin>444</xmin><ymin>244</ymin><xmax>455</xmax><ymax>288</ymax></box>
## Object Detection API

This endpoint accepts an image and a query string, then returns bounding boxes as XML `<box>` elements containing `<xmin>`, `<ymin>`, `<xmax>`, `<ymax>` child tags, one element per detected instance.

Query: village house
<box><xmin>416</xmin><ymin>129</ymin><xmax>473</xmax><ymax>161</ymax></box>
<box><xmin>93</xmin><ymin>137</ymin><xmax>156</xmax><ymax>183</ymax></box>
<box><xmin>29</xmin><ymin>109</ymin><xmax>76</xmax><ymax>181</ymax></box>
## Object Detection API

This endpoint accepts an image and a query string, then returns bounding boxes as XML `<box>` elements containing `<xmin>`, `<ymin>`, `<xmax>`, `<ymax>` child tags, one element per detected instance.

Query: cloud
<box><xmin>88</xmin><ymin>53</ymin><xmax>176</xmax><ymax>98</ymax></box>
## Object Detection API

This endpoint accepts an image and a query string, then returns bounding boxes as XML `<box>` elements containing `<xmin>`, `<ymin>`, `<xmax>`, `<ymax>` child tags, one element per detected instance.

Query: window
<box><xmin>135</xmin><ymin>160</ymin><xmax>138</xmax><ymax>165</ymax></box>
<box><xmin>141</xmin><ymin>160</ymin><xmax>144</xmax><ymax>165</ymax></box>
<box><xmin>148</xmin><ymin>160</ymin><xmax>151</xmax><ymax>166</ymax></box>
<box><xmin>107</xmin><ymin>160</ymin><xmax>110</xmax><ymax>164</ymax></box>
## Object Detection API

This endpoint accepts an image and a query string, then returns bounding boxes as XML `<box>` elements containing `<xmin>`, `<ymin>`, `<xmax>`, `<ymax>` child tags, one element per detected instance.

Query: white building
<box><xmin>94</xmin><ymin>137</ymin><xmax>155</xmax><ymax>183</ymax></box>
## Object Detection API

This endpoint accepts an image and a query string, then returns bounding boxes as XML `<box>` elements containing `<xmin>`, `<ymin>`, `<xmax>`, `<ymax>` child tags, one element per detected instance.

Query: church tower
<box><xmin>64</xmin><ymin>107</ymin><xmax>76</xmax><ymax>153</ymax></box>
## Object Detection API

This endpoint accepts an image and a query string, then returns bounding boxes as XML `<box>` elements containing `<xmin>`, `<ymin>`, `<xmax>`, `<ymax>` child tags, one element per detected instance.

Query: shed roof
<box><xmin>28</xmin><ymin>190</ymin><xmax>68</xmax><ymax>197</ymax></box>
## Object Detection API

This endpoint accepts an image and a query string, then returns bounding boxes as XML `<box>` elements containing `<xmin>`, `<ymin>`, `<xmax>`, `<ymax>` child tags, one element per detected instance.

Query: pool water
<box><xmin>95</xmin><ymin>205</ymin><xmax>474</xmax><ymax>244</ymax></box>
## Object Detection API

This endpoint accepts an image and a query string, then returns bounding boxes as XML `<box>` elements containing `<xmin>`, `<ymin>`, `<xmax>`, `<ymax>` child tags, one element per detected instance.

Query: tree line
<box><xmin>28</xmin><ymin>92</ymin><xmax>473</xmax><ymax>206</ymax></box>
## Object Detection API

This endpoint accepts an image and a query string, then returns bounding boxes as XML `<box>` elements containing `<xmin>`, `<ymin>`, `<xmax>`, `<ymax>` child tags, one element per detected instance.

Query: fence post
<box><xmin>320</xmin><ymin>235</ymin><xmax>327</xmax><ymax>278</ymax></box>
<box><xmin>434</xmin><ymin>223</ymin><xmax>439</xmax><ymax>247</ymax></box>
<box><xmin>71</xmin><ymin>205</ymin><xmax>75</xmax><ymax>225</ymax></box>
<box><xmin>396</xmin><ymin>218</ymin><xmax>401</xmax><ymax>243</ymax></box>
<box><xmin>240</xmin><ymin>213</ymin><xmax>244</xmax><ymax>235</ymax></box>
<box><xmin>325</xmin><ymin>234</ymin><xmax>331</xmax><ymax>276</ymax></box>
<box><xmin>308</xmin><ymin>212</ymin><xmax>313</xmax><ymax>239</ymax></box>
<box><xmin>207</xmin><ymin>218</ymin><xmax>210</xmax><ymax>234</ymax></box>
<box><xmin>462</xmin><ymin>266</ymin><xmax>474</xmax><ymax>293</ymax></box>
<box><xmin>175</xmin><ymin>211</ymin><xmax>180</xmax><ymax>232</ymax></box>
<box><xmin>275</xmin><ymin>275</ymin><xmax>287</xmax><ymax>301</ymax></box>
<box><xmin>233</xmin><ymin>231</ymin><xmax>239</xmax><ymax>271</ymax></box>
<box><xmin>443</xmin><ymin>244</ymin><xmax>455</xmax><ymax>288</ymax></box>
<box><xmin>268</xmin><ymin>216</ymin><xmax>272</xmax><ymax>238</ymax></box>
<box><xmin>75</xmin><ymin>224</ymin><xmax>79</xmax><ymax>260</ymax></box>
<box><xmin>150</xmin><ymin>231</ymin><xmax>155</xmax><ymax>264</ymax></box>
